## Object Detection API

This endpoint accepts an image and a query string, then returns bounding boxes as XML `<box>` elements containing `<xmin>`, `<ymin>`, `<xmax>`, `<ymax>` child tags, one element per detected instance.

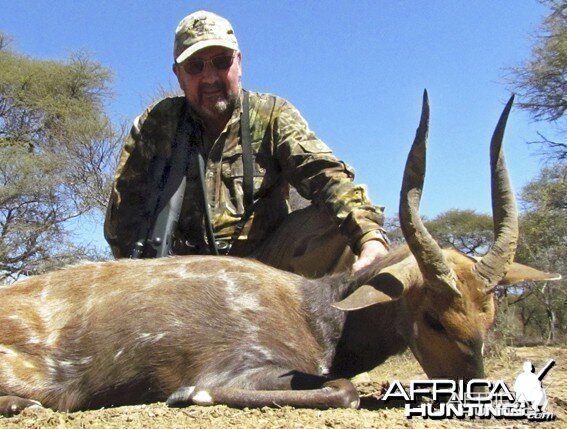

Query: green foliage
<box><xmin>517</xmin><ymin>164</ymin><xmax>566</xmax><ymax>270</ymax></box>
<box><xmin>0</xmin><ymin>35</ymin><xmax>121</xmax><ymax>282</ymax></box>
<box><xmin>515</xmin><ymin>0</ymin><xmax>567</xmax><ymax>122</ymax></box>
<box><xmin>383</xmin><ymin>209</ymin><xmax>495</xmax><ymax>254</ymax></box>
<box><xmin>506</xmin><ymin>0</ymin><xmax>567</xmax><ymax>337</ymax></box>
<box><xmin>513</xmin><ymin>163</ymin><xmax>567</xmax><ymax>344</ymax></box>
<box><xmin>508</xmin><ymin>0</ymin><xmax>567</xmax><ymax>160</ymax></box>
<box><xmin>425</xmin><ymin>209</ymin><xmax>494</xmax><ymax>256</ymax></box>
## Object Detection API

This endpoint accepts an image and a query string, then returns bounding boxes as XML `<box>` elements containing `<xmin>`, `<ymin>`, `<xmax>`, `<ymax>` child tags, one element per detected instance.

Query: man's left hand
<box><xmin>352</xmin><ymin>240</ymin><xmax>389</xmax><ymax>273</ymax></box>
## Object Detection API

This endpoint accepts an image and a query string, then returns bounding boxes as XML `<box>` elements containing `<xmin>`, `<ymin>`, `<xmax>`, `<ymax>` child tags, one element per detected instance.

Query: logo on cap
<box><xmin>174</xmin><ymin>11</ymin><xmax>238</xmax><ymax>64</ymax></box>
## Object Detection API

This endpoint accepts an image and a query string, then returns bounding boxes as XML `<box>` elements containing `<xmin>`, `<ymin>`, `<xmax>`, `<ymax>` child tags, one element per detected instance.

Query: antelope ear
<box><xmin>499</xmin><ymin>262</ymin><xmax>561</xmax><ymax>286</ymax></box>
<box><xmin>333</xmin><ymin>256</ymin><xmax>418</xmax><ymax>311</ymax></box>
<box><xmin>332</xmin><ymin>285</ymin><xmax>396</xmax><ymax>311</ymax></box>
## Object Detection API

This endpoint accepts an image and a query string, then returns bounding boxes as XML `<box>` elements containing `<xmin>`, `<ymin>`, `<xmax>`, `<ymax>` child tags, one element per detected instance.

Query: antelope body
<box><xmin>0</xmin><ymin>93</ymin><xmax>559</xmax><ymax>416</ymax></box>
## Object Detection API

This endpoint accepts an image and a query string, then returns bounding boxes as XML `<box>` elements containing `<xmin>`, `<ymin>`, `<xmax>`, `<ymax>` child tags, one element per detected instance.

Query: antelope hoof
<box><xmin>324</xmin><ymin>379</ymin><xmax>360</xmax><ymax>409</ymax></box>
<box><xmin>0</xmin><ymin>396</ymin><xmax>43</xmax><ymax>417</ymax></box>
<box><xmin>167</xmin><ymin>386</ymin><xmax>197</xmax><ymax>407</ymax></box>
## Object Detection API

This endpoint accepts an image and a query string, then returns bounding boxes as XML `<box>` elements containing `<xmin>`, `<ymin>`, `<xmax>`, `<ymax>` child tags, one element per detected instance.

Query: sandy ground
<box><xmin>1</xmin><ymin>346</ymin><xmax>565</xmax><ymax>428</ymax></box>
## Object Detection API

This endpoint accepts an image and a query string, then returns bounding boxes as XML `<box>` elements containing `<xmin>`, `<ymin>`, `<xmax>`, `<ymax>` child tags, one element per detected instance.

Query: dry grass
<box><xmin>1</xmin><ymin>346</ymin><xmax>565</xmax><ymax>428</ymax></box>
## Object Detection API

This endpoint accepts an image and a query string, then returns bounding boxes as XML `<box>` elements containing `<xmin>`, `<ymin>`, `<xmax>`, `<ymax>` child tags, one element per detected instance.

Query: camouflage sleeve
<box><xmin>273</xmin><ymin>101</ymin><xmax>388</xmax><ymax>253</ymax></box>
<box><xmin>104</xmin><ymin>97</ymin><xmax>184</xmax><ymax>258</ymax></box>
<box><xmin>103</xmin><ymin>111</ymin><xmax>154</xmax><ymax>258</ymax></box>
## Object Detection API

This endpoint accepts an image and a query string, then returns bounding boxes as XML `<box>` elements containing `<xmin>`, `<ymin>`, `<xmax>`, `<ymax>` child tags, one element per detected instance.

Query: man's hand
<box><xmin>352</xmin><ymin>239</ymin><xmax>389</xmax><ymax>273</ymax></box>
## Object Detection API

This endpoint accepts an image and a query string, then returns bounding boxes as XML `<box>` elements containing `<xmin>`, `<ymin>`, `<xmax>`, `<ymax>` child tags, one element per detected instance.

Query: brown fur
<box><xmin>1</xmin><ymin>257</ymin><xmax>323</xmax><ymax>410</ymax></box>
<box><xmin>0</xmin><ymin>243</ymin><xmax>555</xmax><ymax>414</ymax></box>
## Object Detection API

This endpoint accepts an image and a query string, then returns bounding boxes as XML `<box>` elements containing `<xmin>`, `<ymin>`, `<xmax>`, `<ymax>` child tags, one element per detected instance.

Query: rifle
<box><xmin>131</xmin><ymin>176</ymin><xmax>187</xmax><ymax>258</ymax></box>
<box><xmin>536</xmin><ymin>359</ymin><xmax>555</xmax><ymax>381</ymax></box>
<box><xmin>131</xmin><ymin>105</ymin><xmax>190</xmax><ymax>259</ymax></box>
<box><xmin>131</xmin><ymin>91</ymin><xmax>255</xmax><ymax>257</ymax></box>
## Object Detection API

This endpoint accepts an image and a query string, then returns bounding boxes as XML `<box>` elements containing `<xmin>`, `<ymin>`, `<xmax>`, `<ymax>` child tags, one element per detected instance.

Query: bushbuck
<box><xmin>0</xmin><ymin>92</ymin><xmax>559</xmax><ymax>416</ymax></box>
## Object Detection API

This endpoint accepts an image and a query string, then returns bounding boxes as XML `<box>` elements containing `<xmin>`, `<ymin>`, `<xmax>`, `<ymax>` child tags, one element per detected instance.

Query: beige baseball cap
<box><xmin>174</xmin><ymin>11</ymin><xmax>239</xmax><ymax>64</ymax></box>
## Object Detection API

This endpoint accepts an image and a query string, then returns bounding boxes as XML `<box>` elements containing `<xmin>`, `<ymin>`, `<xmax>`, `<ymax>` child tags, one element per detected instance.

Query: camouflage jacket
<box><xmin>104</xmin><ymin>90</ymin><xmax>386</xmax><ymax>258</ymax></box>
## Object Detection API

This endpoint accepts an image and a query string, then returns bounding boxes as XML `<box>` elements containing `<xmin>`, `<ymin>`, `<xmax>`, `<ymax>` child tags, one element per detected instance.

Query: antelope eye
<box><xmin>424</xmin><ymin>312</ymin><xmax>445</xmax><ymax>333</ymax></box>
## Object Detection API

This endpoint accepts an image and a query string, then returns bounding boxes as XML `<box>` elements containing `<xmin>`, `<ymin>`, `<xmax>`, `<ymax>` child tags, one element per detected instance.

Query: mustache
<box><xmin>198</xmin><ymin>82</ymin><xmax>226</xmax><ymax>95</ymax></box>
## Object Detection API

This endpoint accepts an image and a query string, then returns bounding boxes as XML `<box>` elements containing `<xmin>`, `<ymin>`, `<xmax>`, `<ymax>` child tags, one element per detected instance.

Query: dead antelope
<box><xmin>0</xmin><ymin>92</ymin><xmax>559</xmax><ymax>416</ymax></box>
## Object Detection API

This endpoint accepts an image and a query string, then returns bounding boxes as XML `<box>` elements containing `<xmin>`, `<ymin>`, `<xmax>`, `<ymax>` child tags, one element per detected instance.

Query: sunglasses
<box><xmin>182</xmin><ymin>53</ymin><xmax>235</xmax><ymax>75</ymax></box>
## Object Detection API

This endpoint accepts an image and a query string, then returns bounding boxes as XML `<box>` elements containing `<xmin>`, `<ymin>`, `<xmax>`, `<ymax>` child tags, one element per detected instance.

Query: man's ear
<box><xmin>236</xmin><ymin>50</ymin><xmax>242</xmax><ymax>79</ymax></box>
<box><xmin>172</xmin><ymin>63</ymin><xmax>181</xmax><ymax>80</ymax></box>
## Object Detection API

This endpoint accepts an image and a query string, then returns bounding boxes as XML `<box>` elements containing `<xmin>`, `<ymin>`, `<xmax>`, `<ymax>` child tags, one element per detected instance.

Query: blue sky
<box><xmin>1</xmin><ymin>1</ymin><xmax>558</xmax><ymax>251</ymax></box>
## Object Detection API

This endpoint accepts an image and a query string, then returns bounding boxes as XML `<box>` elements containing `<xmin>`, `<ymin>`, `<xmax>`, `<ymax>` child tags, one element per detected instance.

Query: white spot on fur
<box><xmin>172</xmin><ymin>319</ymin><xmax>185</xmax><ymax>327</ymax></box>
<box><xmin>46</xmin><ymin>331</ymin><xmax>59</xmax><ymax>347</ymax></box>
<box><xmin>412</xmin><ymin>321</ymin><xmax>419</xmax><ymax>337</ymax></box>
<box><xmin>0</xmin><ymin>345</ymin><xmax>18</xmax><ymax>358</ymax></box>
<box><xmin>40</xmin><ymin>287</ymin><xmax>50</xmax><ymax>302</ymax></box>
<box><xmin>411</xmin><ymin>321</ymin><xmax>424</xmax><ymax>364</ymax></box>
<box><xmin>221</xmin><ymin>273</ymin><xmax>261</xmax><ymax>313</ymax></box>
<box><xmin>192</xmin><ymin>389</ymin><xmax>213</xmax><ymax>405</ymax></box>
<box><xmin>27</xmin><ymin>335</ymin><xmax>42</xmax><ymax>345</ymax></box>
<box><xmin>115</xmin><ymin>349</ymin><xmax>124</xmax><ymax>360</ymax></box>
<box><xmin>234</xmin><ymin>293</ymin><xmax>260</xmax><ymax>312</ymax></box>
<box><xmin>136</xmin><ymin>332</ymin><xmax>166</xmax><ymax>343</ymax></box>
<box><xmin>23</xmin><ymin>360</ymin><xmax>35</xmax><ymax>369</ymax></box>
<box><xmin>481</xmin><ymin>342</ymin><xmax>485</xmax><ymax>356</ymax></box>
<box><xmin>248</xmin><ymin>344</ymin><xmax>273</xmax><ymax>362</ymax></box>
<box><xmin>78</xmin><ymin>356</ymin><xmax>93</xmax><ymax>365</ymax></box>
<box><xmin>44</xmin><ymin>356</ymin><xmax>57</xmax><ymax>376</ymax></box>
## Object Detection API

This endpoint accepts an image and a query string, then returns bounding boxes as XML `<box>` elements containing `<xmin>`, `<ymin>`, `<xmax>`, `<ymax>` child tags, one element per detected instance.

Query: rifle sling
<box><xmin>241</xmin><ymin>90</ymin><xmax>254</xmax><ymax>210</ymax></box>
<box><xmin>197</xmin><ymin>149</ymin><xmax>219</xmax><ymax>255</ymax></box>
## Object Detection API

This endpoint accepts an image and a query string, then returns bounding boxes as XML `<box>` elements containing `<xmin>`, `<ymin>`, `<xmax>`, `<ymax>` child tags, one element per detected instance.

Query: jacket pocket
<box><xmin>221</xmin><ymin>152</ymin><xmax>267</xmax><ymax>215</ymax></box>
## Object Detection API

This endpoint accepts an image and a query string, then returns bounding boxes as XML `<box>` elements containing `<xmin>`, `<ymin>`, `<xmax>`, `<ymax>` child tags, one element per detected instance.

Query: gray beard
<box><xmin>196</xmin><ymin>93</ymin><xmax>238</xmax><ymax>122</ymax></box>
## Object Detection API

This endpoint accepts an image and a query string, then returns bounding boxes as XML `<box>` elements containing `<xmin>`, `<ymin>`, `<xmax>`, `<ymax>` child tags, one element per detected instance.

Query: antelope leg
<box><xmin>167</xmin><ymin>369</ymin><xmax>359</xmax><ymax>410</ymax></box>
<box><xmin>0</xmin><ymin>395</ymin><xmax>42</xmax><ymax>417</ymax></box>
<box><xmin>167</xmin><ymin>378</ymin><xmax>359</xmax><ymax>409</ymax></box>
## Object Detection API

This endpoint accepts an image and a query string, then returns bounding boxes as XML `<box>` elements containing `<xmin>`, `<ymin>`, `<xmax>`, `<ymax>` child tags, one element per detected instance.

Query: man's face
<box><xmin>173</xmin><ymin>46</ymin><xmax>242</xmax><ymax>123</ymax></box>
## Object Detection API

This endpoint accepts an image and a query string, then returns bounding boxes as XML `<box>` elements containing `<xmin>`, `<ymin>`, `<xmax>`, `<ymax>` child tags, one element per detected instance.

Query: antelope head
<box><xmin>336</xmin><ymin>92</ymin><xmax>560</xmax><ymax>381</ymax></box>
<box><xmin>397</xmin><ymin>91</ymin><xmax>560</xmax><ymax>380</ymax></box>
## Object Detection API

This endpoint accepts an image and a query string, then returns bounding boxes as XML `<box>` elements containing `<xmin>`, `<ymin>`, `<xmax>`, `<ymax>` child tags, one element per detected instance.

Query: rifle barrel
<box><xmin>537</xmin><ymin>359</ymin><xmax>555</xmax><ymax>381</ymax></box>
